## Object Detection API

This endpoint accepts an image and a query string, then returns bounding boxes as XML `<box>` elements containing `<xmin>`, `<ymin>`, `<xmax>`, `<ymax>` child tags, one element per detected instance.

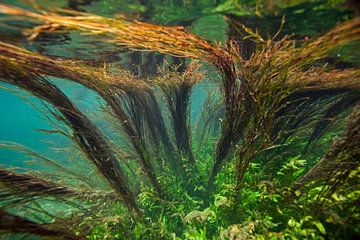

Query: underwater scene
<box><xmin>0</xmin><ymin>0</ymin><xmax>360</xmax><ymax>239</ymax></box>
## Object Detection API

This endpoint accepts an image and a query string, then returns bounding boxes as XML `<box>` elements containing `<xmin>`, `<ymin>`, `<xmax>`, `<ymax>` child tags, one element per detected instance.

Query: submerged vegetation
<box><xmin>0</xmin><ymin>0</ymin><xmax>359</xmax><ymax>239</ymax></box>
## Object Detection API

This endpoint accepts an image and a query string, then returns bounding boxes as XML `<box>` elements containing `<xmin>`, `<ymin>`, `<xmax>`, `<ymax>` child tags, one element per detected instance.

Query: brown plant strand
<box><xmin>0</xmin><ymin>3</ymin><xmax>229</xmax><ymax>63</ymax></box>
<box><xmin>0</xmin><ymin>41</ymin><xmax>147</xmax><ymax>91</ymax></box>
<box><xmin>292</xmin><ymin>104</ymin><xmax>360</xmax><ymax>194</ymax></box>
<box><xmin>307</xmin><ymin>91</ymin><xmax>360</xmax><ymax>144</ymax></box>
<box><xmin>154</xmin><ymin>62</ymin><xmax>203</xmax><ymax>167</ymax></box>
<box><xmin>0</xmin><ymin>169</ymin><xmax>118</xmax><ymax>203</ymax></box>
<box><xmin>0</xmin><ymin>168</ymin><xmax>77</xmax><ymax>196</ymax></box>
<box><xmin>208</xmin><ymin>18</ymin><xmax>360</xmax><ymax>186</ymax></box>
<box><xmin>1</xmin><ymin>3</ymin><xmax>360</xmax><ymax>190</ymax></box>
<box><xmin>0</xmin><ymin>42</ymin><xmax>166</xmax><ymax>197</ymax></box>
<box><xmin>194</xmin><ymin>91</ymin><xmax>223</xmax><ymax>150</ymax></box>
<box><xmin>0</xmin><ymin>62</ymin><xmax>140</xmax><ymax>215</ymax></box>
<box><xmin>0</xmin><ymin>208</ymin><xmax>82</xmax><ymax>240</ymax></box>
<box><xmin>103</xmin><ymin>89</ymin><xmax>166</xmax><ymax>198</ymax></box>
<box><xmin>299</xmin><ymin>68</ymin><xmax>360</xmax><ymax>90</ymax></box>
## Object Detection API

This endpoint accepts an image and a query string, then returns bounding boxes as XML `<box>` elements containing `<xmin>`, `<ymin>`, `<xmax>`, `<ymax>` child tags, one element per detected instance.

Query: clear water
<box><xmin>0</xmin><ymin>0</ymin><xmax>359</xmax><ymax>239</ymax></box>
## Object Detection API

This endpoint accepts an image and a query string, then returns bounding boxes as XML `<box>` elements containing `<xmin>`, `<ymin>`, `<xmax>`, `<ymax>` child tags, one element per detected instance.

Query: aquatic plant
<box><xmin>0</xmin><ymin>208</ymin><xmax>79</xmax><ymax>240</ymax></box>
<box><xmin>0</xmin><ymin>62</ymin><xmax>139</xmax><ymax>211</ymax></box>
<box><xmin>154</xmin><ymin>62</ymin><xmax>203</xmax><ymax>167</ymax></box>
<box><xmin>208</xmin><ymin>17</ymin><xmax>360</xmax><ymax>189</ymax></box>
<box><xmin>194</xmin><ymin>90</ymin><xmax>224</xmax><ymax>150</ymax></box>
<box><xmin>0</xmin><ymin>1</ymin><xmax>360</xmax><ymax>239</ymax></box>
<box><xmin>293</xmin><ymin>104</ymin><xmax>360</xmax><ymax>194</ymax></box>
<box><xmin>0</xmin><ymin>41</ymin><xmax>171</xmax><ymax>198</ymax></box>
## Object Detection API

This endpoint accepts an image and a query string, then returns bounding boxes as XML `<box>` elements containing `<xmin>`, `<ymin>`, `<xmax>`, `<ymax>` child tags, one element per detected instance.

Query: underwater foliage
<box><xmin>0</xmin><ymin>1</ymin><xmax>360</xmax><ymax>239</ymax></box>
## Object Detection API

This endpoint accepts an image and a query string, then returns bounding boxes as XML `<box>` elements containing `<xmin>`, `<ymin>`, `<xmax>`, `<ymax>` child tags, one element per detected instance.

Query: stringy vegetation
<box><xmin>0</xmin><ymin>1</ymin><xmax>359</xmax><ymax>239</ymax></box>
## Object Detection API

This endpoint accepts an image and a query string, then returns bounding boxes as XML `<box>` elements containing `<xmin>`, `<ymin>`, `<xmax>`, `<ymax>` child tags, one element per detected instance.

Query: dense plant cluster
<box><xmin>0</xmin><ymin>1</ymin><xmax>359</xmax><ymax>239</ymax></box>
